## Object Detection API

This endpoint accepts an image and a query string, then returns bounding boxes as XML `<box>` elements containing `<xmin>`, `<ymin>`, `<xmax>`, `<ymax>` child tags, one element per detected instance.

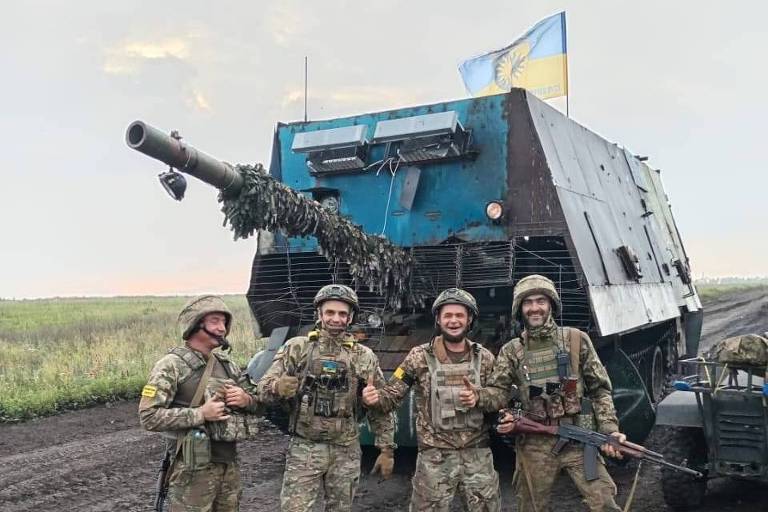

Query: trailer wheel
<box><xmin>658</xmin><ymin>426</ymin><xmax>707</xmax><ymax>510</ymax></box>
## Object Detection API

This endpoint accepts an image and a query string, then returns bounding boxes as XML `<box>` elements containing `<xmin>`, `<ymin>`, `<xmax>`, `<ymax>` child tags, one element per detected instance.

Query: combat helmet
<box><xmin>511</xmin><ymin>275</ymin><xmax>561</xmax><ymax>318</ymax></box>
<box><xmin>178</xmin><ymin>294</ymin><xmax>232</xmax><ymax>340</ymax></box>
<box><xmin>313</xmin><ymin>284</ymin><xmax>359</xmax><ymax>314</ymax></box>
<box><xmin>431</xmin><ymin>288</ymin><xmax>479</xmax><ymax>318</ymax></box>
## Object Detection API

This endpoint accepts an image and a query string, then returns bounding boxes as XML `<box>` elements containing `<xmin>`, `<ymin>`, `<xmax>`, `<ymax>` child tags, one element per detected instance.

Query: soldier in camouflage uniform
<box><xmin>139</xmin><ymin>295</ymin><xmax>263</xmax><ymax>512</ymax></box>
<box><xmin>256</xmin><ymin>284</ymin><xmax>396</xmax><ymax>512</ymax></box>
<box><xmin>363</xmin><ymin>288</ymin><xmax>500</xmax><ymax>512</ymax></box>
<box><xmin>475</xmin><ymin>275</ymin><xmax>626</xmax><ymax>512</ymax></box>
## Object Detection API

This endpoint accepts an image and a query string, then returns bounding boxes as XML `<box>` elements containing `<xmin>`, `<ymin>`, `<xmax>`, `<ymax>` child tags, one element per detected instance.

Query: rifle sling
<box><xmin>567</xmin><ymin>327</ymin><xmax>581</xmax><ymax>377</ymax></box>
<box><xmin>164</xmin><ymin>353</ymin><xmax>217</xmax><ymax>486</ymax></box>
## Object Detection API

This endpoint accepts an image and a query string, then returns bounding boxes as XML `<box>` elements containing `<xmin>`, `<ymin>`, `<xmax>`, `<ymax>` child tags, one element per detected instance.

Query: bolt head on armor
<box><xmin>430</xmin><ymin>287</ymin><xmax>479</xmax><ymax>318</ymax></box>
<box><xmin>178</xmin><ymin>295</ymin><xmax>233</xmax><ymax>340</ymax></box>
<box><xmin>313</xmin><ymin>284</ymin><xmax>359</xmax><ymax>313</ymax></box>
<box><xmin>510</xmin><ymin>275</ymin><xmax>561</xmax><ymax>318</ymax></box>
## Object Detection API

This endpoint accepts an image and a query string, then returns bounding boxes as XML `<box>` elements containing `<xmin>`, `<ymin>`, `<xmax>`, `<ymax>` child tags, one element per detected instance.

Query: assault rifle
<box><xmin>154</xmin><ymin>448</ymin><xmax>172</xmax><ymax>511</ymax></box>
<box><xmin>497</xmin><ymin>411</ymin><xmax>704</xmax><ymax>481</ymax></box>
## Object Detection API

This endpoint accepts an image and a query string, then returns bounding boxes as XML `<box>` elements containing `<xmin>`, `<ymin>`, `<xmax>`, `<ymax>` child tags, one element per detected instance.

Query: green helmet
<box><xmin>178</xmin><ymin>295</ymin><xmax>232</xmax><ymax>340</ymax></box>
<box><xmin>431</xmin><ymin>288</ymin><xmax>479</xmax><ymax>317</ymax></box>
<box><xmin>313</xmin><ymin>284</ymin><xmax>359</xmax><ymax>313</ymax></box>
<box><xmin>511</xmin><ymin>275</ymin><xmax>561</xmax><ymax>318</ymax></box>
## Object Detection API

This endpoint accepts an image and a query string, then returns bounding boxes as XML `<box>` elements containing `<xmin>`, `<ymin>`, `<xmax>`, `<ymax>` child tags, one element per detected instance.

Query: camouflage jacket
<box><xmin>256</xmin><ymin>329</ymin><xmax>396</xmax><ymax>450</ymax></box>
<box><xmin>139</xmin><ymin>345</ymin><xmax>262</xmax><ymax>434</ymax></box>
<box><xmin>477</xmin><ymin>325</ymin><xmax>620</xmax><ymax>434</ymax></box>
<box><xmin>374</xmin><ymin>337</ymin><xmax>496</xmax><ymax>450</ymax></box>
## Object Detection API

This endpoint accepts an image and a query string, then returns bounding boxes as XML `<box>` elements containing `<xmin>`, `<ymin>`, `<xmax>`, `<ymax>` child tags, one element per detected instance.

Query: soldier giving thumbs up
<box><xmin>459</xmin><ymin>375</ymin><xmax>479</xmax><ymax>409</ymax></box>
<box><xmin>362</xmin><ymin>374</ymin><xmax>380</xmax><ymax>406</ymax></box>
<box><xmin>364</xmin><ymin>375</ymin><xmax>394</xmax><ymax>479</ymax></box>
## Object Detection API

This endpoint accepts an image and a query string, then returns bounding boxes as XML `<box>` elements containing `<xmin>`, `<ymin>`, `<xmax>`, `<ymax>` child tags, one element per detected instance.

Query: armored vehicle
<box><xmin>655</xmin><ymin>335</ymin><xmax>768</xmax><ymax>509</ymax></box>
<box><xmin>127</xmin><ymin>88</ymin><xmax>702</xmax><ymax>445</ymax></box>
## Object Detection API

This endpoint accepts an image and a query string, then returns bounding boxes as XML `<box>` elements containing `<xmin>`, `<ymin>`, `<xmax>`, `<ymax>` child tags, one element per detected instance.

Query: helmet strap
<box><xmin>202</xmin><ymin>325</ymin><xmax>231</xmax><ymax>351</ymax></box>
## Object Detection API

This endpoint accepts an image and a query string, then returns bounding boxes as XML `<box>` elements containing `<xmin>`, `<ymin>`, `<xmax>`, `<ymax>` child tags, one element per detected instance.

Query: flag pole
<box><xmin>563</xmin><ymin>12</ymin><xmax>570</xmax><ymax>117</ymax></box>
<box><xmin>304</xmin><ymin>56</ymin><xmax>308</xmax><ymax>123</ymax></box>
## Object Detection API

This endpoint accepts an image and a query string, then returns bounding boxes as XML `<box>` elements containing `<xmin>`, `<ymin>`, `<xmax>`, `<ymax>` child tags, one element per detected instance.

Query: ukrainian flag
<box><xmin>459</xmin><ymin>12</ymin><xmax>567</xmax><ymax>100</ymax></box>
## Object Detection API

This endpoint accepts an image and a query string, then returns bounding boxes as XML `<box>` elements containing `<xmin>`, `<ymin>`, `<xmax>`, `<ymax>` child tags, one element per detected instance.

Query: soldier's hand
<box><xmin>496</xmin><ymin>410</ymin><xmax>517</xmax><ymax>434</ymax></box>
<box><xmin>600</xmin><ymin>431</ymin><xmax>626</xmax><ymax>459</ymax></box>
<box><xmin>200</xmin><ymin>396</ymin><xmax>231</xmax><ymax>422</ymax></box>
<box><xmin>458</xmin><ymin>376</ymin><xmax>479</xmax><ymax>408</ymax></box>
<box><xmin>224</xmin><ymin>384</ymin><xmax>253</xmax><ymax>408</ymax></box>
<box><xmin>362</xmin><ymin>376</ymin><xmax>380</xmax><ymax>407</ymax></box>
<box><xmin>275</xmin><ymin>375</ymin><xmax>299</xmax><ymax>398</ymax></box>
<box><xmin>371</xmin><ymin>447</ymin><xmax>394</xmax><ymax>480</ymax></box>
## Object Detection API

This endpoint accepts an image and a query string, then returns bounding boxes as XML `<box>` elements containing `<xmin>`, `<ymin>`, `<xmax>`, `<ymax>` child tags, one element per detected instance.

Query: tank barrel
<box><xmin>125</xmin><ymin>120</ymin><xmax>243</xmax><ymax>196</ymax></box>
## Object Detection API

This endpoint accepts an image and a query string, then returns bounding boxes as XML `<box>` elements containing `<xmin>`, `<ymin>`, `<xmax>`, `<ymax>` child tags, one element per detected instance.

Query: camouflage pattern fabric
<box><xmin>178</xmin><ymin>295</ymin><xmax>232</xmax><ymax>340</ymax></box>
<box><xmin>139</xmin><ymin>346</ymin><xmax>262</xmax><ymax>511</ymax></box>
<box><xmin>513</xmin><ymin>436</ymin><xmax>620</xmax><ymax>512</ymax></box>
<box><xmin>280</xmin><ymin>436</ymin><xmax>362</xmax><ymax>512</ymax></box>
<box><xmin>476</xmin><ymin>318</ymin><xmax>619</xmax><ymax>434</ymax></box>
<box><xmin>256</xmin><ymin>329</ymin><xmax>395</xmax><ymax>449</ymax></box>
<box><xmin>218</xmin><ymin>164</ymin><xmax>421</xmax><ymax>310</ymax></box>
<box><xmin>711</xmin><ymin>333</ymin><xmax>768</xmax><ymax>367</ymax></box>
<box><xmin>374</xmin><ymin>337</ymin><xmax>496</xmax><ymax>450</ymax></box>
<box><xmin>139</xmin><ymin>347</ymin><xmax>262</xmax><ymax>433</ymax></box>
<box><xmin>410</xmin><ymin>447</ymin><xmax>500</xmax><ymax>512</ymax></box>
<box><xmin>168</xmin><ymin>459</ymin><xmax>241</xmax><ymax>512</ymax></box>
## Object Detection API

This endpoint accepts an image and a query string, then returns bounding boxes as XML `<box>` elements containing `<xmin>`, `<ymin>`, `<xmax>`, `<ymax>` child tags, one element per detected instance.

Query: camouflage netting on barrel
<box><xmin>218</xmin><ymin>163</ymin><xmax>421</xmax><ymax>309</ymax></box>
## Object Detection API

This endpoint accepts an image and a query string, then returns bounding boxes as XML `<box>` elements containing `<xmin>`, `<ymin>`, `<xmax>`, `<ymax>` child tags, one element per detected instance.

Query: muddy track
<box><xmin>2</xmin><ymin>288</ymin><xmax>768</xmax><ymax>511</ymax></box>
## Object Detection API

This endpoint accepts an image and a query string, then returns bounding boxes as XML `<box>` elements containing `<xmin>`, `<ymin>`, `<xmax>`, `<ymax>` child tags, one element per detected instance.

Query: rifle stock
<box><xmin>154</xmin><ymin>448</ymin><xmax>172</xmax><ymax>511</ymax></box>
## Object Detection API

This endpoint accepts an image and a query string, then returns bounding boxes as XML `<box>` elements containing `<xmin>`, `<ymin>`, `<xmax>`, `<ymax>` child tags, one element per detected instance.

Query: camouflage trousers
<box><xmin>410</xmin><ymin>446</ymin><xmax>500</xmax><ymax>512</ymax></box>
<box><xmin>513</xmin><ymin>435</ymin><xmax>621</xmax><ymax>512</ymax></box>
<box><xmin>280</xmin><ymin>436</ymin><xmax>362</xmax><ymax>512</ymax></box>
<box><xmin>168</xmin><ymin>459</ymin><xmax>241</xmax><ymax>512</ymax></box>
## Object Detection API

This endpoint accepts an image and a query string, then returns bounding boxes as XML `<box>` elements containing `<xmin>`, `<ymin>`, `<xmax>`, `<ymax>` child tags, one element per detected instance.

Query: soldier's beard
<box><xmin>441</xmin><ymin>326</ymin><xmax>469</xmax><ymax>344</ymax></box>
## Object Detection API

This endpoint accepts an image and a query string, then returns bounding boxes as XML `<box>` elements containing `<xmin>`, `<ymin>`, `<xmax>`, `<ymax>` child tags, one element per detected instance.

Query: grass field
<box><xmin>0</xmin><ymin>296</ymin><xmax>264</xmax><ymax>422</ymax></box>
<box><xmin>695</xmin><ymin>282</ymin><xmax>768</xmax><ymax>302</ymax></box>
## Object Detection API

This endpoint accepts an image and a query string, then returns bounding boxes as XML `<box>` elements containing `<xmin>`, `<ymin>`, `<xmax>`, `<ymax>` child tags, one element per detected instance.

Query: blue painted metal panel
<box><xmin>272</xmin><ymin>95</ymin><xmax>510</xmax><ymax>251</ymax></box>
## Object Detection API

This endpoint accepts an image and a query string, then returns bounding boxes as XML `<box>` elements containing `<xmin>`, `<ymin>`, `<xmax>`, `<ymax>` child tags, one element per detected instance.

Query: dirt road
<box><xmin>2</xmin><ymin>288</ymin><xmax>767</xmax><ymax>511</ymax></box>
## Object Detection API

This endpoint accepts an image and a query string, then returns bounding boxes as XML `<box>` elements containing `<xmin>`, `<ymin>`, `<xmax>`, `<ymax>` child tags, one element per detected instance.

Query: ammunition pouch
<box><xmin>206</xmin><ymin>412</ymin><xmax>260</xmax><ymax>442</ymax></box>
<box><xmin>291</xmin><ymin>350</ymin><xmax>358</xmax><ymax>440</ymax></box>
<box><xmin>202</xmin><ymin>377</ymin><xmax>261</xmax><ymax>442</ymax></box>
<box><xmin>181</xmin><ymin>429</ymin><xmax>211</xmax><ymax>470</ymax></box>
<box><xmin>426</xmin><ymin>345</ymin><xmax>484</xmax><ymax>432</ymax></box>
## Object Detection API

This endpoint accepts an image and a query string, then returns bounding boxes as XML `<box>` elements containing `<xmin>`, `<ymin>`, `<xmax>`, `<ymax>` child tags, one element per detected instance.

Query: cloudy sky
<box><xmin>1</xmin><ymin>1</ymin><xmax>765</xmax><ymax>299</ymax></box>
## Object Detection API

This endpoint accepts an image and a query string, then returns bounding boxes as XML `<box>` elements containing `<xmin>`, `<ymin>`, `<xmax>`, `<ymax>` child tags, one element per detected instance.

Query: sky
<box><xmin>1</xmin><ymin>1</ymin><xmax>766</xmax><ymax>299</ymax></box>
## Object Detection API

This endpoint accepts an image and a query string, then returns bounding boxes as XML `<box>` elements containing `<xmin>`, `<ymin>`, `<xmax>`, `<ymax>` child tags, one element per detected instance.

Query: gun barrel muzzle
<box><xmin>126</xmin><ymin>120</ymin><xmax>244</xmax><ymax>197</ymax></box>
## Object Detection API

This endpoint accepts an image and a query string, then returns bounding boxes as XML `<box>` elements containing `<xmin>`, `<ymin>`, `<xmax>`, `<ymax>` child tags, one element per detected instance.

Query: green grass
<box><xmin>695</xmin><ymin>283</ymin><xmax>768</xmax><ymax>302</ymax></box>
<box><xmin>0</xmin><ymin>296</ymin><xmax>265</xmax><ymax>422</ymax></box>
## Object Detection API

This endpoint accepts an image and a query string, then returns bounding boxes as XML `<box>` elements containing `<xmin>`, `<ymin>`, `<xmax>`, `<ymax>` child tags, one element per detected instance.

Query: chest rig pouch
<box><xmin>518</xmin><ymin>328</ymin><xmax>584</xmax><ymax>424</ymax></box>
<box><xmin>168</xmin><ymin>347</ymin><xmax>259</xmax><ymax>442</ymax></box>
<box><xmin>309</xmin><ymin>357</ymin><xmax>352</xmax><ymax>418</ymax></box>
<box><xmin>426</xmin><ymin>344</ymin><xmax>484</xmax><ymax>432</ymax></box>
<box><xmin>293</xmin><ymin>337</ymin><xmax>359</xmax><ymax>441</ymax></box>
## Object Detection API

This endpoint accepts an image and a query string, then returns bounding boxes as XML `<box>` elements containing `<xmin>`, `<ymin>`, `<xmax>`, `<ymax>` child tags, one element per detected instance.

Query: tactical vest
<box><xmin>510</xmin><ymin>328</ymin><xmax>585</xmax><ymax>424</ymax></box>
<box><xmin>169</xmin><ymin>347</ymin><xmax>235</xmax><ymax>408</ymax></box>
<box><xmin>168</xmin><ymin>346</ymin><xmax>258</xmax><ymax>443</ymax></box>
<box><xmin>292</xmin><ymin>334</ymin><xmax>361</xmax><ymax>442</ymax></box>
<box><xmin>425</xmin><ymin>341</ymin><xmax>484</xmax><ymax>432</ymax></box>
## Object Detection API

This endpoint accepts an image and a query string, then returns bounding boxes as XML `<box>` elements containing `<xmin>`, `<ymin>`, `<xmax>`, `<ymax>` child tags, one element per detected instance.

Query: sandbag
<box><xmin>712</xmin><ymin>334</ymin><xmax>768</xmax><ymax>367</ymax></box>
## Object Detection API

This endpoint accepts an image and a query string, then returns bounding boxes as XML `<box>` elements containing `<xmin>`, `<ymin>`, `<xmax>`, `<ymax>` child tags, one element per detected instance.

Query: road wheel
<box><xmin>650</xmin><ymin>346</ymin><xmax>665</xmax><ymax>403</ymax></box>
<box><xmin>658</xmin><ymin>426</ymin><xmax>708</xmax><ymax>510</ymax></box>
